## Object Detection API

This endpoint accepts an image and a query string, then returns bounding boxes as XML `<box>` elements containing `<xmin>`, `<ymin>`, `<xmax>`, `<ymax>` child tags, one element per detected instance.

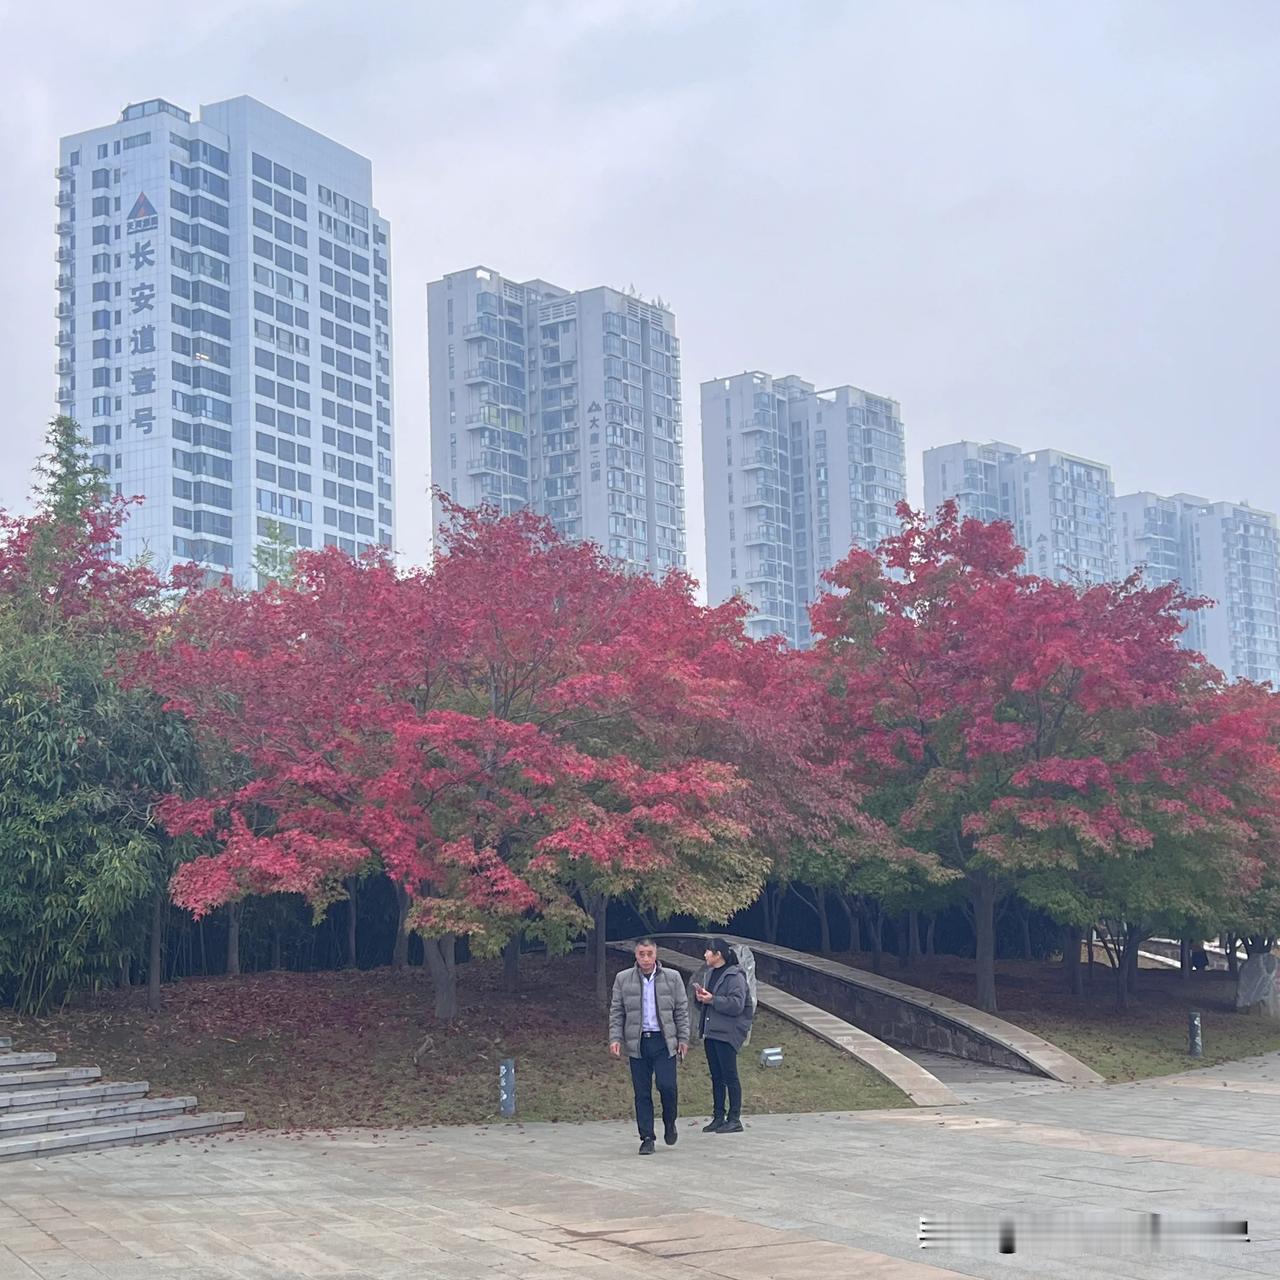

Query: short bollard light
<box><xmin>760</xmin><ymin>1047</ymin><xmax>784</xmax><ymax>1068</ymax></box>
<box><xmin>1188</xmin><ymin>1010</ymin><xmax>1203</xmax><ymax>1058</ymax></box>
<box><xmin>499</xmin><ymin>1057</ymin><xmax>516</xmax><ymax>1116</ymax></box>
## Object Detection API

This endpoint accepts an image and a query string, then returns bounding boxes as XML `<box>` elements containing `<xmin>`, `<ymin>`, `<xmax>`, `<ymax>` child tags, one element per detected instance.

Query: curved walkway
<box><xmin>652</xmin><ymin>933</ymin><xmax>1104</xmax><ymax>1086</ymax></box>
<box><xmin>610</xmin><ymin>942</ymin><xmax>962</xmax><ymax>1107</ymax></box>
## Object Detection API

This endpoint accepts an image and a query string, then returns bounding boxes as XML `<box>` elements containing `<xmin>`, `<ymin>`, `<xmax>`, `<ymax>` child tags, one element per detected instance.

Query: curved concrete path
<box><xmin>610</xmin><ymin>942</ymin><xmax>962</xmax><ymax>1107</ymax></box>
<box><xmin>653</xmin><ymin>933</ymin><xmax>1104</xmax><ymax>1086</ymax></box>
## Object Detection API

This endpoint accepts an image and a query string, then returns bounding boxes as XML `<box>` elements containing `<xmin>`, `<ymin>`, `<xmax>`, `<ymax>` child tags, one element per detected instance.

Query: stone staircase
<box><xmin>0</xmin><ymin>1033</ymin><xmax>243</xmax><ymax>1162</ymax></box>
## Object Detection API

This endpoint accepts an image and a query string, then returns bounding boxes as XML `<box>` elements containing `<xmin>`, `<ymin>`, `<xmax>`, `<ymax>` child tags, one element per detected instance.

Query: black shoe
<box><xmin>716</xmin><ymin>1118</ymin><xmax>744</xmax><ymax>1133</ymax></box>
<box><xmin>638</xmin><ymin>1137</ymin><xmax>656</xmax><ymax>1155</ymax></box>
<box><xmin>664</xmin><ymin>1123</ymin><xmax>678</xmax><ymax>1146</ymax></box>
<box><xmin>702</xmin><ymin>1118</ymin><xmax>725</xmax><ymax>1133</ymax></box>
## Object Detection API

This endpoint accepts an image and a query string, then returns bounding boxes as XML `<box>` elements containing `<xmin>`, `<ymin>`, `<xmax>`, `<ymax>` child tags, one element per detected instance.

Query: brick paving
<box><xmin>2</xmin><ymin>1052</ymin><xmax>1278</xmax><ymax>1278</ymax></box>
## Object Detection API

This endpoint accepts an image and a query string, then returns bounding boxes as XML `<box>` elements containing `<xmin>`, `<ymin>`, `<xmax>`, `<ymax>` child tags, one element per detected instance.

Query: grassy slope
<box><xmin>827</xmin><ymin>950</ymin><xmax>1280</xmax><ymax>1081</ymax></box>
<box><xmin>0</xmin><ymin>954</ymin><xmax>906</xmax><ymax>1128</ymax></box>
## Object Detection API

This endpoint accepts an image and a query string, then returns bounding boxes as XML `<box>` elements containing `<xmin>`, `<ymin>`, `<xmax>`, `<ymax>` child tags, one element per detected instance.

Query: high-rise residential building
<box><xmin>427</xmin><ymin>267</ymin><xmax>685</xmax><ymax>575</ymax></box>
<box><xmin>55</xmin><ymin>97</ymin><xmax>394</xmax><ymax>584</ymax></box>
<box><xmin>924</xmin><ymin>441</ymin><xmax>1117</xmax><ymax>584</ymax></box>
<box><xmin>1117</xmin><ymin>492</ymin><xmax>1280</xmax><ymax>684</ymax></box>
<box><xmin>701</xmin><ymin>371</ymin><xmax>906</xmax><ymax>648</ymax></box>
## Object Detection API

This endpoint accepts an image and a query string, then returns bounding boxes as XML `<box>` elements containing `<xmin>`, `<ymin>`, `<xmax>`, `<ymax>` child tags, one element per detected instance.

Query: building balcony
<box><xmin>55</xmin><ymin>165</ymin><xmax>73</xmax><ymax>180</ymax></box>
<box><xmin>55</xmin><ymin>190</ymin><xmax>74</xmax><ymax>208</ymax></box>
<box><xmin>55</xmin><ymin>387</ymin><xmax>75</xmax><ymax>404</ymax></box>
<box><xmin>55</xmin><ymin>272</ymin><xmax>74</xmax><ymax>291</ymax></box>
<box><xmin>55</xmin><ymin>329</ymin><xmax>74</xmax><ymax>347</ymax></box>
<box><xmin>55</xmin><ymin>246</ymin><xmax>73</xmax><ymax>263</ymax></box>
<box><xmin>55</xmin><ymin>301</ymin><xmax>74</xmax><ymax>319</ymax></box>
<box><xmin>54</xmin><ymin>358</ymin><xmax>74</xmax><ymax>375</ymax></box>
<box><xmin>466</xmin><ymin>453</ymin><xmax>503</xmax><ymax>475</ymax></box>
<box><xmin>55</xmin><ymin>220</ymin><xmax>75</xmax><ymax>237</ymax></box>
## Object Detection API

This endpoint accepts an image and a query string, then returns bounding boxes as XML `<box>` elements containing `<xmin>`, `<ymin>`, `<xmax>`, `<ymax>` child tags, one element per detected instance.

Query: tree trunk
<box><xmin>118</xmin><ymin>957</ymin><xmax>132</xmax><ymax>989</ymax></box>
<box><xmin>344</xmin><ymin>877</ymin><xmax>358</xmax><ymax>968</ymax></box>
<box><xmin>970</xmin><ymin>874</ymin><xmax>999</xmax><ymax>1013</ymax></box>
<box><xmin>925</xmin><ymin>913</ymin><xmax>936</xmax><ymax>957</ymax></box>
<box><xmin>226</xmin><ymin>901</ymin><xmax>240</xmax><ymax>977</ymax></box>
<box><xmin>896</xmin><ymin>912</ymin><xmax>911</xmax><ymax>970</ymax></box>
<box><xmin>593</xmin><ymin>897</ymin><xmax>608</xmax><ymax>1009</ymax></box>
<box><xmin>1225</xmin><ymin>933</ymin><xmax>1239</xmax><ymax>976</ymax></box>
<box><xmin>503</xmin><ymin>931</ymin><xmax>522</xmax><ymax>994</ymax></box>
<box><xmin>1021</xmin><ymin>911</ymin><xmax>1033</xmax><ymax>961</ymax></box>
<box><xmin>423</xmin><ymin>934</ymin><xmax>458</xmax><ymax>1020</ymax></box>
<box><xmin>1126</xmin><ymin>924</ymin><xmax>1141</xmax><ymax>998</ymax></box>
<box><xmin>909</xmin><ymin>910</ymin><xmax>922</xmax><ymax>963</ymax></box>
<box><xmin>867</xmin><ymin>907</ymin><xmax>884</xmax><ymax>974</ymax></box>
<box><xmin>270</xmin><ymin>929</ymin><xmax>283</xmax><ymax>971</ymax></box>
<box><xmin>147</xmin><ymin>889</ymin><xmax>166</xmax><ymax>1013</ymax></box>
<box><xmin>1086</xmin><ymin>926</ymin><xmax>1095</xmax><ymax>988</ymax></box>
<box><xmin>584</xmin><ymin>890</ymin><xmax>606</xmax><ymax>984</ymax></box>
<box><xmin>1179</xmin><ymin>937</ymin><xmax>1191</xmax><ymax>986</ymax></box>
<box><xmin>391</xmin><ymin>881</ymin><xmax>411</xmax><ymax>972</ymax></box>
<box><xmin>761</xmin><ymin>883</ymin><xmax>784</xmax><ymax>945</ymax></box>
<box><xmin>816</xmin><ymin>890</ymin><xmax>832</xmax><ymax>954</ymax></box>
<box><xmin>833</xmin><ymin>892</ymin><xmax>860</xmax><ymax>953</ymax></box>
<box><xmin>198</xmin><ymin>918</ymin><xmax>207</xmax><ymax>976</ymax></box>
<box><xmin>1062</xmin><ymin>924</ymin><xmax>1083</xmax><ymax>997</ymax></box>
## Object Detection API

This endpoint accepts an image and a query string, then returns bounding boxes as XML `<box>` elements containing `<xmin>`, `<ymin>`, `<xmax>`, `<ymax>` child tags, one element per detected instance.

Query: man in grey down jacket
<box><xmin>609</xmin><ymin>937</ymin><xmax>690</xmax><ymax>1155</ymax></box>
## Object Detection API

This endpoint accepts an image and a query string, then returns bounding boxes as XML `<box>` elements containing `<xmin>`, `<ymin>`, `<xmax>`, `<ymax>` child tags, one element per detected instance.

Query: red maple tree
<box><xmin>142</xmin><ymin>505</ymin><xmax>766</xmax><ymax>1017</ymax></box>
<box><xmin>812</xmin><ymin>501</ymin><xmax>1278</xmax><ymax>1012</ymax></box>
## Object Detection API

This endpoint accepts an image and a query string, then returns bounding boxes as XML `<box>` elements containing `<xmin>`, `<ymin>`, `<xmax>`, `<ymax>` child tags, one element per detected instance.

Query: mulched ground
<box><xmin>0</xmin><ymin>953</ymin><xmax>906</xmax><ymax>1129</ymax></box>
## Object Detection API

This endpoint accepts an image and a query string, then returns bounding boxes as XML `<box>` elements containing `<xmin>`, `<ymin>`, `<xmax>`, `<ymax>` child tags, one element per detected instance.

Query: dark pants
<box><xmin>629</xmin><ymin>1031</ymin><xmax>677</xmax><ymax>1140</ymax></box>
<box><xmin>705</xmin><ymin>1037</ymin><xmax>742</xmax><ymax>1120</ymax></box>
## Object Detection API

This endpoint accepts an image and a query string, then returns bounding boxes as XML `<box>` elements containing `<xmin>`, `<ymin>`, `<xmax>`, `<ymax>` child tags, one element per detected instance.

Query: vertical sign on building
<box><xmin>126</xmin><ymin>193</ymin><xmax>158</xmax><ymax>436</ymax></box>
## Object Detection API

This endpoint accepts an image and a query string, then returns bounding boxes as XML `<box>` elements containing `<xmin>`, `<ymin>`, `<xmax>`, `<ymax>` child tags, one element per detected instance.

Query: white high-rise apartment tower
<box><xmin>427</xmin><ymin>267</ymin><xmax>685</xmax><ymax>575</ymax></box>
<box><xmin>56</xmin><ymin>97</ymin><xmax>394</xmax><ymax>583</ymax></box>
<box><xmin>924</xmin><ymin>441</ymin><xmax>1117</xmax><ymax>584</ymax></box>
<box><xmin>1117</xmin><ymin>492</ymin><xmax>1280</xmax><ymax>684</ymax></box>
<box><xmin>701</xmin><ymin>371</ymin><xmax>906</xmax><ymax>647</ymax></box>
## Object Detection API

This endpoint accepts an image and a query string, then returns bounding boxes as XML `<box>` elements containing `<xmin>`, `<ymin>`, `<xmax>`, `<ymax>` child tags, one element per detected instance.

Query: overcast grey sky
<box><xmin>2</xmin><ymin>0</ymin><xmax>1277</xmax><ymax>589</ymax></box>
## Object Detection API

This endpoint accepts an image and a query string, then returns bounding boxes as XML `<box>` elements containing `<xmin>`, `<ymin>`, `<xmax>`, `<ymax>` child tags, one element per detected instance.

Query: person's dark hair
<box><xmin>707</xmin><ymin>937</ymin><xmax>738</xmax><ymax>966</ymax></box>
<box><xmin>634</xmin><ymin>936</ymin><xmax>658</xmax><ymax>950</ymax></box>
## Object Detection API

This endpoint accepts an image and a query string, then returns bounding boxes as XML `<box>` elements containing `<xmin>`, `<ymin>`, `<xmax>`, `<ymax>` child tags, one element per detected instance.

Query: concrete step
<box><xmin>0</xmin><ymin>1081</ymin><xmax>148</xmax><ymax>1113</ymax></box>
<box><xmin>0</xmin><ymin>1066</ymin><xmax>101</xmax><ymax>1095</ymax></box>
<box><xmin>0</xmin><ymin>1052</ymin><xmax>58</xmax><ymax>1070</ymax></box>
<box><xmin>0</xmin><ymin>1096</ymin><xmax>195</xmax><ymax>1136</ymax></box>
<box><xmin>0</xmin><ymin>1110</ymin><xmax>245</xmax><ymax>1162</ymax></box>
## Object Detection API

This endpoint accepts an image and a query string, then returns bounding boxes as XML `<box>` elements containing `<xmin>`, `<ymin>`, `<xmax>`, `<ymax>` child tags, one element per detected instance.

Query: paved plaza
<box><xmin>3</xmin><ymin>1052</ymin><xmax>1280</xmax><ymax>1280</ymax></box>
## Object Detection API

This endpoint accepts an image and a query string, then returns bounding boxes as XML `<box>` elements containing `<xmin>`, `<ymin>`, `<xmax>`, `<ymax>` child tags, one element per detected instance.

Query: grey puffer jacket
<box><xmin>698</xmin><ymin>963</ymin><xmax>753</xmax><ymax>1051</ymax></box>
<box><xmin>609</xmin><ymin>963</ymin><xmax>690</xmax><ymax>1058</ymax></box>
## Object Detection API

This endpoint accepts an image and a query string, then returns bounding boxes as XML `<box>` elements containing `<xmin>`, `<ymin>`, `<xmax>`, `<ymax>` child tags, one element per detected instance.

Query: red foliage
<box><xmin>138</xmin><ymin>505</ymin><xmax>806</xmax><ymax>942</ymax></box>
<box><xmin>811</xmin><ymin>502</ymin><xmax>1280</xmax><ymax>1005</ymax></box>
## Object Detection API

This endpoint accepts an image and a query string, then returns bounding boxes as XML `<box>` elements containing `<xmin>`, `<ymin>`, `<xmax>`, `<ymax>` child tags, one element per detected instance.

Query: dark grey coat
<box><xmin>608</xmin><ymin>963</ymin><xmax>690</xmax><ymax>1058</ymax></box>
<box><xmin>698</xmin><ymin>963</ymin><xmax>753</xmax><ymax>1051</ymax></box>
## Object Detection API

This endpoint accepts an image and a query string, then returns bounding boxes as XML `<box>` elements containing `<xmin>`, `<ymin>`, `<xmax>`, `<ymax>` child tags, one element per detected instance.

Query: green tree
<box><xmin>0</xmin><ymin>419</ymin><xmax>196</xmax><ymax>1013</ymax></box>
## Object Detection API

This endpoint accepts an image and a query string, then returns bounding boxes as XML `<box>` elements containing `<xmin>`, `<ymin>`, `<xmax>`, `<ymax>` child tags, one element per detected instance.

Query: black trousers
<box><xmin>629</xmin><ymin>1032</ymin><xmax>678</xmax><ymax>1140</ymax></box>
<box><xmin>704</xmin><ymin>1037</ymin><xmax>742</xmax><ymax>1120</ymax></box>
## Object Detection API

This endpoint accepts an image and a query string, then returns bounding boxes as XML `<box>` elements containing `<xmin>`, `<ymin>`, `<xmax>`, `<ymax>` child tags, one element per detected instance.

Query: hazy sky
<box><xmin>2</xmin><ymin>0</ymin><xmax>1277</xmax><ymax>590</ymax></box>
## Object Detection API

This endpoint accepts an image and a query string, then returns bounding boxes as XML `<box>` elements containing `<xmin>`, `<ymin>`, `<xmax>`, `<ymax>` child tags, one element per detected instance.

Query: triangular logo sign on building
<box><xmin>127</xmin><ymin>192</ymin><xmax>158</xmax><ymax>234</ymax></box>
